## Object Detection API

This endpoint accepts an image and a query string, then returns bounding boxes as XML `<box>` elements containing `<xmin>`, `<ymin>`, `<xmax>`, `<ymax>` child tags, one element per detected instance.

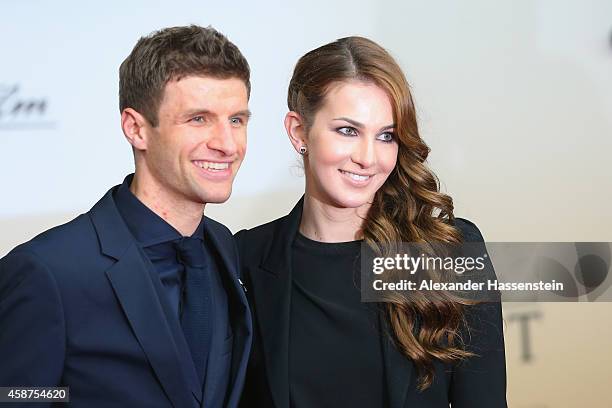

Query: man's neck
<box><xmin>129</xmin><ymin>173</ymin><xmax>204</xmax><ymax>237</ymax></box>
<box><xmin>299</xmin><ymin>192</ymin><xmax>369</xmax><ymax>243</ymax></box>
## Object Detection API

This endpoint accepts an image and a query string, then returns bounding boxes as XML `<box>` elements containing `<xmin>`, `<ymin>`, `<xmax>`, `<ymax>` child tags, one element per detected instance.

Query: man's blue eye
<box><xmin>230</xmin><ymin>117</ymin><xmax>243</xmax><ymax>125</ymax></box>
<box><xmin>191</xmin><ymin>116</ymin><xmax>205</xmax><ymax>123</ymax></box>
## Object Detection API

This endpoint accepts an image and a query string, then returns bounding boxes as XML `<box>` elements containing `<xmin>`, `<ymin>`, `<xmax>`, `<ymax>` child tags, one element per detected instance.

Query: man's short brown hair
<box><xmin>119</xmin><ymin>25</ymin><xmax>250</xmax><ymax>126</ymax></box>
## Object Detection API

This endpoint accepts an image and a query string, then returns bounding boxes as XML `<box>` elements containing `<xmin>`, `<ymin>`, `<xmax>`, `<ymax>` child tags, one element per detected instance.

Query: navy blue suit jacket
<box><xmin>0</xmin><ymin>184</ymin><xmax>252</xmax><ymax>407</ymax></box>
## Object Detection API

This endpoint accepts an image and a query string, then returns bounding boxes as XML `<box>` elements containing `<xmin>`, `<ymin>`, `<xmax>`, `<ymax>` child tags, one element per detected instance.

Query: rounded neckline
<box><xmin>293</xmin><ymin>231</ymin><xmax>363</xmax><ymax>255</ymax></box>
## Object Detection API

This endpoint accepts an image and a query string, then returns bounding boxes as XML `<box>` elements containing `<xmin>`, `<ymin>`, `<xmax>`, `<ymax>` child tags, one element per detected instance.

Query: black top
<box><xmin>289</xmin><ymin>233</ymin><xmax>385</xmax><ymax>408</ymax></box>
<box><xmin>236</xmin><ymin>198</ymin><xmax>507</xmax><ymax>408</ymax></box>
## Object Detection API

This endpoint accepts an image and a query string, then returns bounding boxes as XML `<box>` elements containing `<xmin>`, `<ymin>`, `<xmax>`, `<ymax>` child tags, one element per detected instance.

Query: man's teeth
<box><xmin>341</xmin><ymin>170</ymin><xmax>370</xmax><ymax>181</ymax></box>
<box><xmin>195</xmin><ymin>161</ymin><xmax>229</xmax><ymax>170</ymax></box>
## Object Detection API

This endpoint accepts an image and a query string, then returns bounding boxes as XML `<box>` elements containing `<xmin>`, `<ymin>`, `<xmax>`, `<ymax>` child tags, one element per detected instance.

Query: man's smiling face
<box><xmin>140</xmin><ymin>75</ymin><xmax>250</xmax><ymax>207</ymax></box>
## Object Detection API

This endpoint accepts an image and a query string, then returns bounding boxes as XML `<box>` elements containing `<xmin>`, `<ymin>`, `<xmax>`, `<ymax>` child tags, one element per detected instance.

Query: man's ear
<box><xmin>121</xmin><ymin>108</ymin><xmax>151</xmax><ymax>151</ymax></box>
<box><xmin>284</xmin><ymin>111</ymin><xmax>308</xmax><ymax>154</ymax></box>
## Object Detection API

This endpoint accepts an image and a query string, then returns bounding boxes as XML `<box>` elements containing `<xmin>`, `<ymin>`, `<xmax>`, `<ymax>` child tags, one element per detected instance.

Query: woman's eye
<box><xmin>377</xmin><ymin>132</ymin><xmax>395</xmax><ymax>143</ymax></box>
<box><xmin>337</xmin><ymin>127</ymin><xmax>358</xmax><ymax>136</ymax></box>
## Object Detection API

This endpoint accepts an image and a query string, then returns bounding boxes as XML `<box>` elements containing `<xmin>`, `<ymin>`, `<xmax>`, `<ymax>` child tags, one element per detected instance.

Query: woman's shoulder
<box><xmin>235</xmin><ymin>213</ymin><xmax>288</xmax><ymax>240</ymax></box>
<box><xmin>234</xmin><ymin>213</ymin><xmax>291</xmax><ymax>261</ymax></box>
<box><xmin>453</xmin><ymin>217</ymin><xmax>486</xmax><ymax>243</ymax></box>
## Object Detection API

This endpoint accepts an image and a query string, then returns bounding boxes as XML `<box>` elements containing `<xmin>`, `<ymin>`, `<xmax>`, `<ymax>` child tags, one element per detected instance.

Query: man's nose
<box><xmin>208</xmin><ymin>122</ymin><xmax>238</xmax><ymax>156</ymax></box>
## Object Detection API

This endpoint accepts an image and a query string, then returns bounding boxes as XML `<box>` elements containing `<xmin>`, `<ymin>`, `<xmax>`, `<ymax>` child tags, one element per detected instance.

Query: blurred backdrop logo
<box><xmin>0</xmin><ymin>83</ymin><xmax>55</xmax><ymax>130</ymax></box>
<box><xmin>535</xmin><ymin>242</ymin><xmax>611</xmax><ymax>301</ymax></box>
<box><xmin>506</xmin><ymin>242</ymin><xmax>610</xmax><ymax>364</ymax></box>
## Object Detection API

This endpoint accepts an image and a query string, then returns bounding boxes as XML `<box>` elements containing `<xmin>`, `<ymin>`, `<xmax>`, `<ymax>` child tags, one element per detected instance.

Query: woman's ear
<box><xmin>121</xmin><ymin>108</ymin><xmax>151</xmax><ymax>151</ymax></box>
<box><xmin>284</xmin><ymin>111</ymin><xmax>308</xmax><ymax>154</ymax></box>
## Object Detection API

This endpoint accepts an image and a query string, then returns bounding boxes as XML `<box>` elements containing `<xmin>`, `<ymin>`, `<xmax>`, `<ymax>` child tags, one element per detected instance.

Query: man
<box><xmin>0</xmin><ymin>25</ymin><xmax>252</xmax><ymax>407</ymax></box>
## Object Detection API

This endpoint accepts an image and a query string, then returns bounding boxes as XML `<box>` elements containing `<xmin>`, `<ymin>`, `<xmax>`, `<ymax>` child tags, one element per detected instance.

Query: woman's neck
<box><xmin>299</xmin><ymin>193</ymin><xmax>369</xmax><ymax>243</ymax></box>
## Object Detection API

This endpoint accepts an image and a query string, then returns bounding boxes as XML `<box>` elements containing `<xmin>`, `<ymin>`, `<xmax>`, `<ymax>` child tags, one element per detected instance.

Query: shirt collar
<box><xmin>113</xmin><ymin>174</ymin><xmax>205</xmax><ymax>247</ymax></box>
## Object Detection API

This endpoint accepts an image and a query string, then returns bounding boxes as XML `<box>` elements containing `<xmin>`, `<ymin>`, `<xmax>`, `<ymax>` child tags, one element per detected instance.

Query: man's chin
<box><xmin>200</xmin><ymin>190</ymin><xmax>232</xmax><ymax>205</ymax></box>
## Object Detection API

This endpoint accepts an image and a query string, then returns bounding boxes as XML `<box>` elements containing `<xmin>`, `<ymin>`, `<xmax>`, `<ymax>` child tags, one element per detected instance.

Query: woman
<box><xmin>236</xmin><ymin>36</ymin><xmax>506</xmax><ymax>407</ymax></box>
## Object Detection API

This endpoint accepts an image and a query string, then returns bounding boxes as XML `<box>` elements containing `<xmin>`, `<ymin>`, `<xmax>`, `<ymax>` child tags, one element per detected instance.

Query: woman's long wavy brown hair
<box><xmin>288</xmin><ymin>36</ymin><xmax>473</xmax><ymax>390</ymax></box>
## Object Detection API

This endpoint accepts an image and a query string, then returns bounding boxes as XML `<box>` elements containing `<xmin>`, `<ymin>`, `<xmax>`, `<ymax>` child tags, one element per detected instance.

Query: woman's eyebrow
<box><xmin>333</xmin><ymin>117</ymin><xmax>364</xmax><ymax>128</ymax></box>
<box><xmin>333</xmin><ymin>117</ymin><xmax>395</xmax><ymax>132</ymax></box>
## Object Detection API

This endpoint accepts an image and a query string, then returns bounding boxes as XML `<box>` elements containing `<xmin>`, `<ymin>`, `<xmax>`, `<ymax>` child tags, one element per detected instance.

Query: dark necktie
<box><xmin>175</xmin><ymin>237</ymin><xmax>212</xmax><ymax>385</ymax></box>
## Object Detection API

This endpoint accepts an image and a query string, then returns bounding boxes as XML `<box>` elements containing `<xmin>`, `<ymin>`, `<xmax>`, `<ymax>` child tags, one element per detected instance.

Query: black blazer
<box><xmin>0</xmin><ymin>184</ymin><xmax>252</xmax><ymax>408</ymax></box>
<box><xmin>236</xmin><ymin>198</ymin><xmax>507</xmax><ymax>408</ymax></box>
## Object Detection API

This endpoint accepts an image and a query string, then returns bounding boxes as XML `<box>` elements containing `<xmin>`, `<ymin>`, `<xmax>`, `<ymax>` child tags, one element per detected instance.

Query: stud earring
<box><xmin>299</xmin><ymin>145</ymin><xmax>307</xmax><ymax>155</ymax></box>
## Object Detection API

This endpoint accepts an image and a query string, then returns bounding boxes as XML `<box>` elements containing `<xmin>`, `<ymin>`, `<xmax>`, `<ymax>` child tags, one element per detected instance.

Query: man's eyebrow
<box><xmin>180</xmin><ymin>109</ymin><xmax>252</xmax><ymax>120</ymax></box>
<box><xmin>182</xmin><ymin>109</ymin><xmax>214</xmax><ymax>118</ymax></box>
<box><xmin>333</xmin><ymin>117</ymin><xmax>394</xmax><ymax>132</ymax></box>
<box><xmin>232</xmin><ymin>109</ymin><xmax>252</xmax><ymax>118</ymax></box>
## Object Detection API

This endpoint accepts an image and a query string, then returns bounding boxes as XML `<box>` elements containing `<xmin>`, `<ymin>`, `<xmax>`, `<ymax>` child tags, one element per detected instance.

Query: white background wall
<box><xmin>2</xmin><ymin>1</ymin><xmax>611</xmax><ymax>406</ymax></box>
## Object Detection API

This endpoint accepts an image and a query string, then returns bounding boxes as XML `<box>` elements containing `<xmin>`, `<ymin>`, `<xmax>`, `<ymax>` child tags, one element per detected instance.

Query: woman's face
<box><xmin>302</xmin><ymin>80</ymin><xmax>399</xmax><ymax>209</ymax></box>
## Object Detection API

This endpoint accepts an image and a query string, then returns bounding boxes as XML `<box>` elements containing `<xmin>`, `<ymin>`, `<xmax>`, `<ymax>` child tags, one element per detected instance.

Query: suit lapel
<box><xmin>105</xmin><ymin>247</ymin><xmax>199</xmax><ymax>407</ymax></box>
<box><xmin>251</xmin><ymin>199</ymin><xmax>303</xmax><ymax>408</ymax></box>
<box><xmin>251</xmin><ymin>264</ymin><xmax>292</xmax><ymax>408</ymax></box>
<box><xmin>203</xmin><ymin>218</ymin><xmax>252</xmax><ymax>408</ymax></box>
<box><xmin>89</xmin><ymin>188</ymin><xmax>197</xmax><ymax>408</ymax></box>
<box><xmin>379</xmin><ymin>312</ymin><xmax>413</xmax><ymax>408</ymax></box>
